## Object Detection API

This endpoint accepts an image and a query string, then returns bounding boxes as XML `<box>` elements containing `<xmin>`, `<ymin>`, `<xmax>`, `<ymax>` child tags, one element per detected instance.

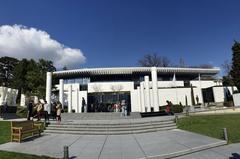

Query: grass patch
<box><xmin>177</xmin><ymin>114</ymin><xmax>240</xmax><ymax>143</ymax></box>
<box><xmin>0</xmin><ymin>150</ymin><xmax>56</xmax><ymax>159</ymax></box>
<box><xmin>0</xmin><ymin>121</ymin><xmax>11</xmax><ymax>144</ymax></box>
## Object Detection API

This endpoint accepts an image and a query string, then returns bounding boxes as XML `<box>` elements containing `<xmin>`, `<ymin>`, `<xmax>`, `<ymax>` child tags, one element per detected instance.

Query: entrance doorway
<box><xmin>202</xmin><ymin>87</ymin><xmax>215</xmax><ymax>104</ymax></box>
<box><xmin>87</xmin><ymin>92</ymin><xmax>131</xmax><ymax>113</ymax></box>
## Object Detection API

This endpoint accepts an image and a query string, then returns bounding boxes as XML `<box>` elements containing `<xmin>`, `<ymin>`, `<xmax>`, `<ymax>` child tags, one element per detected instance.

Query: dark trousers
<box><xmin>37</xmin><ymin>111</ymin><xmax>41</xmax><ymax>121</ymax></box>
<box><xmin>44</xmin><ymin>111</ymin><xmax>49</xmax><ymax>122</ymax></box>
<box><xmin>27</xmin><ymin>111</ymin><xmax>32</xmax><ymax>120</ymax></box>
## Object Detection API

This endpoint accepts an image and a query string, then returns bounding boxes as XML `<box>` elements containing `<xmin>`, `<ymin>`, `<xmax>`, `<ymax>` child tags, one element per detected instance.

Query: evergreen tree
<box><xmin>12</xmin><ymin>58</ymin><xmax>56</xmax><ymax>100</ymax></box>
<box><xmin>221</xmin><ymin>60</ymin><xmax>234</xmax><ymax>86</ymax></box>
<box><xmin>0</xmin><ymin>56</ymin><xmax>19</xmax><ymax>87</ymax></box>
<box><xmin>230</xmin><ymin>41</ymin><xmax>240</xmax><ymax>91</ymax></box>
<box><xmin>0</xmin><ymin>57</ymin><xmax>56</xmax><ymax>102</ymax></box>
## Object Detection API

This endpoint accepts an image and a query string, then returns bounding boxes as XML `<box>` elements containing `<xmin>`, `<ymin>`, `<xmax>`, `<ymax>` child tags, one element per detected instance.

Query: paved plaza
<box><xmin>175</xmin><ymin>143</ymin><xmax>240</xmax><ymax>159</ymax></box>
<box><xmin>0</xmin><ymin>129</ymin><xmax>229</xmax><ymax>159</ymax></box>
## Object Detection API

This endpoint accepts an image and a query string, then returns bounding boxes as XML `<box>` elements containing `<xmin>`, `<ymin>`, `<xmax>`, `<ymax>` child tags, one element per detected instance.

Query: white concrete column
<box><xmin>144</xmin><ymin>76</ymin><xmax>151</xmax><ymax>112</ymax></box>
<box><xmin>59</xmin><ymin>79</ymin><xmax>64</xmax><ymax>106</ymax></box>
<box><xmin>137</xmin><ymin>86</ymin><xmax>142</xmax><ymax>112</ymax></box>
<box><xmin>68</xmin><ymin>85</ymin><xmax>72</xmax><ymax>113</ymax></box>
<box><xmin>173</xmin><ymin>73</ymin><xmax>176</xmax><ymax>86</ymax></box>
<box><xmin>140</xmin><ymin>82</ymin><xmax>146</xmax><ymax>112</ymax></box>
<box><xmin>46</xmin><ymin>72</ymin><xmax>52</xmax><ymax>112</ymax></box>
<box><xmin>173</xmin><ymin>73</ymin><xmax>178</xmax><ymax>104</ymax></box>
<box><xmin>198</xmin><ymin>74</ymin><xmax>203</xmax><ymax>104</ymax></box>
<box><xmin>151</xmin><ymin>67</ymin><xmax>159</xmax><ymax>111</ymax></box>
<box><xmin>76</xmin><ymin>88</ymin><xmax>79</xmax><ymax>113</ymax></box>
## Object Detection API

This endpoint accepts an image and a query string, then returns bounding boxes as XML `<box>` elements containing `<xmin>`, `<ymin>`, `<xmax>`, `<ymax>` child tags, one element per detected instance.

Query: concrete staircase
<box><xmin>59</xmin><ymin>112</ymin><xmax>142</xmax><ymax>120</ymax></box>
<box><xmin>45</xmin><ymin>115</ymin><xmax>177</xmax><ymax>135</ymax></box>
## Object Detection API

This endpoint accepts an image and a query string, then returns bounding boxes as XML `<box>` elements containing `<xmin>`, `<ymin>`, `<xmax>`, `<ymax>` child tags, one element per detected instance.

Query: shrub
<box><xmin>16</xmin><ymin>107</ymin><xmax>27</xmax><ymax>118</ymax></box>
<box><xmin>63</xmin><ymin>107</ymin><xmax>68</xmax><ymax>113</ymax></box>
<box><xmin>159</xmin><ymin>104</ymin><xmax>184</xmax><ymax>113</ymax></box>
<box><xmin>0</xmin><ymin>106</ymin><xmax>17</xmax><ymax>113</ymax></box>
<box><xmin>171</xmin><ymin>104</ymin><xmax>184</xmax><ymax>113</ymax></box>
<box><xmin>224</xmin><ymin>101</ymin><xmax>234</xmax><ymax>107</ymax></box>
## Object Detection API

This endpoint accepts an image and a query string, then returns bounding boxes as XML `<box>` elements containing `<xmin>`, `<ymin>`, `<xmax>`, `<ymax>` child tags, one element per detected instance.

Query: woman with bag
<box><xmin>56</xmin><ymin>101</ymin><xmax>62</xmax><ymax>124</ymax></box>
<box><xmin>35</xmin><ymin>101</ymin><xmax>43</xmax><ymax>121</ymax></box>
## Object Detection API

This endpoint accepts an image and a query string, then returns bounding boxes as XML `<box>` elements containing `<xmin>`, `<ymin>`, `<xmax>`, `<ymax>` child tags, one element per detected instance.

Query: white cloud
<box><xmin>0</xmin><ymin>24</ymin><xmax>86</xmax><ymax>68</ymax></box>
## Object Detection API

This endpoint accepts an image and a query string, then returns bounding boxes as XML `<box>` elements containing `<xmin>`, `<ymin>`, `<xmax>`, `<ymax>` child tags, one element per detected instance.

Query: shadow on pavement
<box><xmin>229</xmin><ymin>153</ymin><xmax>240</xmax><ymax>159</ymax></box>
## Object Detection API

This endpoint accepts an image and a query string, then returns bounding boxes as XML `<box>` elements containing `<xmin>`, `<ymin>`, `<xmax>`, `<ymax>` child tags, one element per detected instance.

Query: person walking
<box><xmin>52</xmin><ymin>102</ymin><xmax>57</xmax><ymax>120</ymax></box>
<box><xmin>56</xmin><ymin>101</ymin><xmax>62</xmax><ymax>124</ymax></box>
<box><xmin>124</xmin><ymin>104</ymin><xmax>128</xmax><ymax>117</ymax></box>
<box><xmin>35</xmin><ymin>101</ymin><xmax>43</xmax><ymax>121</ymax></box>
<box><xmin>196</xmin><ymin>95</ymin><xmax>199</xmax><ymax>105</ymax></box>
<box><xmin>43</xmin><ymin>100</ymin><xmax>50</xmax><ymax>123</ymax></box>
<box><xmin>121</xmin><ymin>100</ymin><xmax>126</xmax><ymax>117</ymax></box>
<box><xmin>166</xmin><ymin>100</ymin><xmax>171</xmax><ymax>115</ymax></box>
<box><xmin>82</xmin><ymin>97</ymin><xmax>86</xmax><ymax>113</ymax></box>
<box><xmin>27</xmin><ymin>100</ymin><xmax>33</xmax><ymax>120</ymax></box>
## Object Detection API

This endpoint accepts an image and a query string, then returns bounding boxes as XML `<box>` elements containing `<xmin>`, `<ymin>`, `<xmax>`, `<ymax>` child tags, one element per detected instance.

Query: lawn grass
<box><xmin>0</xmin><ymin>150</ymin><xmax>55</xmax><ymax>159</ymax></box>
<box><xmin>0</xmin><ymin>121</ymin><xmax>11</xmax><ymax>144</ymax></box>
<box><xmin>177</xmin><ymin>114</ymin><xmax>240</xmax><ymax>143</ymax></box>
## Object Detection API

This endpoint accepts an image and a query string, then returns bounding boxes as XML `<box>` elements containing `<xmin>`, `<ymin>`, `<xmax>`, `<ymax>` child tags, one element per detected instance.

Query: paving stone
<box><xmin>0</xmin><ymin>128</ymin><xmax>229</xmax><ymax>159</ymax></box>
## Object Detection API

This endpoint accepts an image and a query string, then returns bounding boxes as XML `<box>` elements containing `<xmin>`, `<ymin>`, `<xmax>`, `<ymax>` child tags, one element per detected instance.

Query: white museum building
<box><xmin>45</xmin><ymin>67</ymin><xmax>237</xmax><ymax>113</ymax></box>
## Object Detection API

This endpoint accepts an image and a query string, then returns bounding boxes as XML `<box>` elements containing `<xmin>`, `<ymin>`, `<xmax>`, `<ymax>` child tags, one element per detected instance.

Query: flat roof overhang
<box><xmin>52</xmin><ymin>67</ymin><xmax>220</xmax><ymax>79</ymax></box>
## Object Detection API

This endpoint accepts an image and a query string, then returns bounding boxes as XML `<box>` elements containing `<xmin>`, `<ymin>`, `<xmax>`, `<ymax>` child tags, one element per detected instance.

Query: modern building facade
<box><xmin>45</xmin><ymin>67</ymin><xmax>236</xmax><ymax>113</ymax></box>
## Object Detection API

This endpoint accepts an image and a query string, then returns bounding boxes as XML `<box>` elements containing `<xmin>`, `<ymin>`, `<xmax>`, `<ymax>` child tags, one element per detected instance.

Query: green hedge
<box><xmin>159</xmin><ymin>104</ymin><xmax>184</xmax><ymax>113</ymax></box>
<box><xmin>0</xmin><ymin>106</ymin><xmax>17</xmax><ymax>113</ymax></box>
<box><xmin>16</xmin><ymin>107</ymin><xmax>27</xmax><ymax>118</ymax></box>
<box><xmin>172</xmin><ymin>104</ymin><xmax>184</xmax><ymax>113</ymax></box>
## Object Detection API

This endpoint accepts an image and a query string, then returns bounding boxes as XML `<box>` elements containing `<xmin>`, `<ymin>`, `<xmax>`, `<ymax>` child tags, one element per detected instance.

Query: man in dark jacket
<box><xmin>27</xmin><ymin>100</ymin><xmax>33</xmax><ymax>120</ymax></box>
<box><xmin>82</xmin><ymin>97</ymin><xmax>86</xmax><ymax>113</ymax></box>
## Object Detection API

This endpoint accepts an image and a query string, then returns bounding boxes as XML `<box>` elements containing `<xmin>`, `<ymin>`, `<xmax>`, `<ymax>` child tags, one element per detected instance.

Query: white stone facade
<box><xmin>45</xmin><ymin>66</ymin><xmax>237</xmax><ymax>113</ymax></box>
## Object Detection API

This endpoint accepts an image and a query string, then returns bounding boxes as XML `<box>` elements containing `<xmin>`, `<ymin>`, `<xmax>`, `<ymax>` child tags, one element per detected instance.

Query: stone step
<box><xmin>60</xmin><ymin>112</ymin><xmax>142</xmax><ymax>120</ymax></box>
<box><xmin>46</xmin><ymin>123</ymin><xmax>176</xmax><ymax>132</ymax></box>
<box><xmin>46</xmin><ymin>115</ymin><xmax>176</xmax><ymax>135</ymax></box>
<box><xmin>44</xmin><ymin>126</ymin><xmax>177</xmax><ymax>135</ymax></box>
<box><xmin>48</xmin><ymin>120</ymin><xmax>175</xmax><ymax>128</ymax></box>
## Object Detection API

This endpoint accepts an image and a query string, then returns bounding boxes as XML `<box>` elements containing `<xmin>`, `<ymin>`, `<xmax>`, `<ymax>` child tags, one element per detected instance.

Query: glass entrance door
<box><xmin>87</xmin><ymin>92</ymin><xmax>131</xmax><ymax>112</ymax></box>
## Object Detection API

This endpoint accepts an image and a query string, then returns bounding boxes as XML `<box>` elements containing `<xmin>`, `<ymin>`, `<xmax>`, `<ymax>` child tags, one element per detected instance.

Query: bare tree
<box><xmin>191</xmin><ymin>64</ymin><xmax>213</xmax><ymax>69</ymax></box>
<box><xmin>198</xmin><ymin>64</ymin><xmax>213</xmax><ymax>68</ymax></box>
<box><xmin>111</xmin><ymin>84</ymin><xmax>123</xmax><ymax>102</ymax></box>
<box><xmin>92</xmin><ymin>84</ymin><xmax>102</xmax><ymax>92</ymax></box>
<box><xmin>178</xmin><ymin>57</ymin><xmax>186</xmax><ymax>68</ymax></box>
<box><xmin>138</xmin><ymin>53</ymin><xmax>171</xmax><ymax>67</ymax></box>
<box><xmin>221</xmin><ymin>60</ymin><xmax>232</xmax><ymax>75</ymax></box>
<box><xmin>111</xmin><ymin>85</ymin><xmax>123</xmax><ymax>92</ymax></box>
<box><xmin>92</xmin><ymin>84</ymin><xmax>103</xmax><ymax>102</ymax></box>
<box><xmin>221</xmin><ymin>60</ymin><xmax>234</xmax><ymax>86</ymax></box>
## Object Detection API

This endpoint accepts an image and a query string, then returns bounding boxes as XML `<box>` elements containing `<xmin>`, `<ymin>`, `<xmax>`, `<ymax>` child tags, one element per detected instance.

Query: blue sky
<box><xmin>0</xmin><ymin>0</ymin><xmax>239</xmax><ymax>73</ymax></box>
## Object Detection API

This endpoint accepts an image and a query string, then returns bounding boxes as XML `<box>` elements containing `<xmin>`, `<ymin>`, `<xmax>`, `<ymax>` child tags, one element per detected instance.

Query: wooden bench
<box><xmin>11</xmin><ymin>121</ymin><xmax>41</xmax><ymax>143</ymax></box>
